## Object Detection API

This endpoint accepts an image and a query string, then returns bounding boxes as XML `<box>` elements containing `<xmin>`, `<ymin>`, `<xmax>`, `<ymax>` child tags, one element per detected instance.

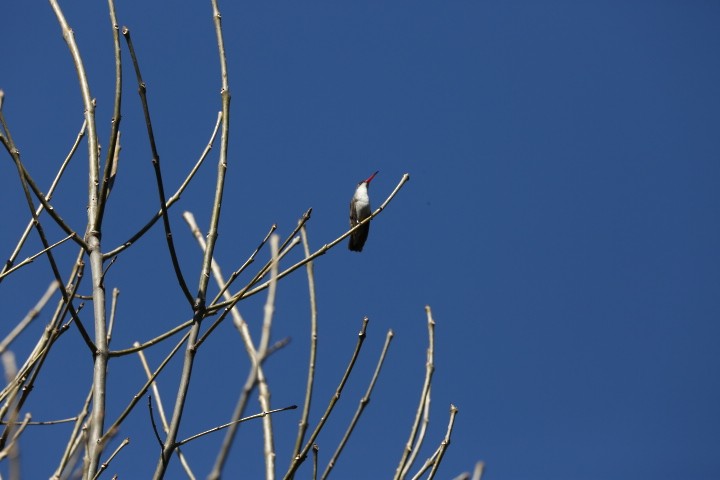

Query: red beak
<box><xmin>364</xmin><ymin>171</ymin><xmax>379</xmax><ymax>184</ymax></box>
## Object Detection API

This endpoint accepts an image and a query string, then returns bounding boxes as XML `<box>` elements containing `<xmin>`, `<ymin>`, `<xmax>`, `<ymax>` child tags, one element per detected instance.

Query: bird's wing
<box><xmin>349</xmin><ymin>200</ymin><xmax>358</xmax><ymax>226</ymax></box>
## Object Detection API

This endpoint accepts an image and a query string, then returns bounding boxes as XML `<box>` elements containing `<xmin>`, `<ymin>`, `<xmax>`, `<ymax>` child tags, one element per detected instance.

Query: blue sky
<box><xmin>2</xmin><ymin>1</ymin><xmax>719</xmax><ymax>479</ymax></box>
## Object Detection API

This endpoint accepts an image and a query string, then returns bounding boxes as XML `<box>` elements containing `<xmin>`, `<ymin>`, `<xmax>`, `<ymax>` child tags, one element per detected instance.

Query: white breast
<box><xmin>353</xmin><ymin>183</ymin><xmax>370</xmax><ymax>211</ymax></box>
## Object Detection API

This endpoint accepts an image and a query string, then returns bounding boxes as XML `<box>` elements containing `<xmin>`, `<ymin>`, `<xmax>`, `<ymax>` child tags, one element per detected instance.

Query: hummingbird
<box><xmin>348</xmin><ymin>170</ymin><xmax>379</xmax><ymax>252</ymax></box>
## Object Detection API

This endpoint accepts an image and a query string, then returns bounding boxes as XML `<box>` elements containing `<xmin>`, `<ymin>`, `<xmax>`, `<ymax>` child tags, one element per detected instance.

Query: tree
<box><xmin>0</xmin><ymin>1</ymin><xmax>476</xmax><ymax>478</ymax></box>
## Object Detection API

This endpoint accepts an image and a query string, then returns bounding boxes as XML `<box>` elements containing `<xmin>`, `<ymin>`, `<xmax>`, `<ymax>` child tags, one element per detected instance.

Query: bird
<box><xmin>349</xmin><ymin>171</ymin><xmax>379</xmax><ymax>252</ymax></box>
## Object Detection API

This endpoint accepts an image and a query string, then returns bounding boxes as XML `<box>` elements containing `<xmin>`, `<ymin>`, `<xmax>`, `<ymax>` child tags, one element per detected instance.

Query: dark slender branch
<box><xmin>148</xmin><ymin>396</ymin><xmax>163</xmax><ymax>448</ymax></box>
<box><xmin>122</xmin><ymin>26</ymin><xmax>194</xmax><ymax>305</ymax></box>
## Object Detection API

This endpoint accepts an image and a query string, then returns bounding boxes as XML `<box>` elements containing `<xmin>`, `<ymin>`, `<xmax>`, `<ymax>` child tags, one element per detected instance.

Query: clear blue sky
<box><xmin>2</xmin><ymin>1</ymin><xmax>719</xmax><ymax>479</ymax></box>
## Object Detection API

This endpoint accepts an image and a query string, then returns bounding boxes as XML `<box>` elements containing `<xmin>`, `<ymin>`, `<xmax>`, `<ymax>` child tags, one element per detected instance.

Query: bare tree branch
<box><xmin>396</xmin><ymin>306</ymin><xmax>436</xmax><ymax>479</ymax></box>
<box><xmin>284</xmin><ymin>317</ymin><xmax>370</xmax><ymax>479</ymax></box>
<box><xmin>292</xmin><ymin>224</ymin><xmax>319</xmax><ymax>459</ymax></box>
<box><xmin>0</xmin><ymin>119</ymin><xmax>85</xmax><ymax>283</ymax></box>
<box><xmin>321</xmin><ymin>329</ymin><xmax>394</xmax><ymax>479</ymax></box>
<box><xmin>122</xmin><ymin>26</ymin><xmax>193</xmax><ymax>305</ymax></box>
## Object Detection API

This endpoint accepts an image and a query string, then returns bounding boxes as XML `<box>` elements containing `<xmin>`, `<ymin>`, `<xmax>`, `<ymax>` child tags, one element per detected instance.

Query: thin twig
<box><xmin>404</xmin><ymin>388</ymin><xmax>431</xmax><ymax>477</ymax></box>
<box><xmin>312</xmin><ymin>445</ymin><xmax>319</xmax><ymax>480</ymax></box>
<box><xmin>106</xmin><ymin>288</ymin><xmax>120</xmax><ymax>343</ymax></box>
<box><xmin>396</xmin><ymin>306</ymin><xmax>436</xmax><ymax>479</ymax></box>
<box><xmin>108</xmin><ymin>319</ymin><xmax>193</xmax><ymax>357</ymax></box>
<box><xmin>208</xmin><ymin>222</ymin><xmax>277</xmax><ymax>306</ymax></box>
<box><xmin>177</xmin><ymin>405</ymin><xmax>296</xmax><ymax>448</ymax></box>
<box><xmin>427</xmin><ymin>405</ymin><xmax>456</xmax><ymax>480</ymax></box>
<box><xmin>284</xmin><ymin>318</ymin><xmax>370</xmax><ymax>480</ymax></box>
<box><xmin>321</xmin><ymin>329</ymin><xmax>394</xmax><ymax>479</ymax></box>
<box><xmin>471</xmin><ymin>461</ymin><xmax>485</xmax><ymax>480</ymax></box>
<box><xmin>413</xmin><ymin>404</ymin><xmax>458</xmax><ymax>480</ymax></box>
<box><xmin>92</xmin><ymin>438</ymin><xmax>129</xmax><ymax>480</ymax></box>
<box><xmin>0</xmin><ymin>417</ymin><xmax>78</xmax><ymax>426</ymax></box>
<box><xmin>279</xmin><ymin>208</ymin><xmax>313</xmax><ymax>255</ymax></box>
<box><xmin>266</xmin><ymin>337</ymin><xmax>291</xmax><ymax>357</ymax></box>
<box><xmin>0</xmin><ymin>281</ymin><xmax>59</xmax><ymax>354</ymax></box>
<box><xmin>292</xmin><ymin>224</ymin><xmax>319</xmax><ymax>459</ymax></box>
<box><xmin>0</xmin><ymin>235</ymin><xmax>74</xmax><ymax>281</ymax></box>
<box><xmin>95</xmin><ymin>0</ymin><xmax>123</xmax><ymax>229</ymax></box>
